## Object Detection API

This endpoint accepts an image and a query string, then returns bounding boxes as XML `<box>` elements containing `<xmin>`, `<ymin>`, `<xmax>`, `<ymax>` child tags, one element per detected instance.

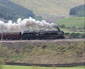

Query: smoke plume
<box><xmin>0</xmin><ymin>17</ymin><xmax>58</xmax><ymax>32</ymax></box>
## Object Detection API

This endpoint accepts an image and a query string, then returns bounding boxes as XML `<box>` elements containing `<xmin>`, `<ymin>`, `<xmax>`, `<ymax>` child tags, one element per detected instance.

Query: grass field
<box><xmin>56</xmin><ymin>17</ymin><xmax>85</xmax><ymax>28</ymax></box>
<box><xmin>61</xmin><ymin>28</ymin><xmax>85</xmax><ymax>33</ymax></box>
<box><xmin>2</xmin><ymin>65</ymin><xmax>85</xmax><ymax>69</ymax></box>
<box><xmin>56</xmin><ymin>17</ymin><xmax>85</xmax><ymax>33</ymax></box>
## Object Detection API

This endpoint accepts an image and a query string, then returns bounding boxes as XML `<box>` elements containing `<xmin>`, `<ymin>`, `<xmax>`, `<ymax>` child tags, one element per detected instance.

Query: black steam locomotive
<box><xmin>0</xmin><ymin>28</ymin><xmax>65</xmax><ymax>40</ymax></box>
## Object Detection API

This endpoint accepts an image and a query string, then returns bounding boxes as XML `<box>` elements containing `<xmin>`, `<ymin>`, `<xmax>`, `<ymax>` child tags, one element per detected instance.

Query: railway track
<box><xmin>0</xmin><ymin>39</ymin><xmax>85</xmax><ymax>43</ymax></box>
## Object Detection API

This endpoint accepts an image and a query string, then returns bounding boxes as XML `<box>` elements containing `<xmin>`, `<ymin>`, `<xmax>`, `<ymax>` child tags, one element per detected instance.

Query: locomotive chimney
<box><xmin>53</xmin><ymin>24</ymin><xmax>60</xmax><ymax>31</ymax></box>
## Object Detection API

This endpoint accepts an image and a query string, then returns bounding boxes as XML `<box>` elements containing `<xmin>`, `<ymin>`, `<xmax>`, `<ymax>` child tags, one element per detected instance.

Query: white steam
<box><xmin>0</xmin><ymin>17</ymin><xmax>58</xmax><ymax>32</ymax></box>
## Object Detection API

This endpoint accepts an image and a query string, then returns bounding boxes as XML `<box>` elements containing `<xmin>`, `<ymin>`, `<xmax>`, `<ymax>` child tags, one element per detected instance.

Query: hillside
<box><xmin>0</xmin><ymin>0</ymin><xmax>35</xmax><ymax>20</ymax></box>
<box><xmin>10</xmin><ymin>0</ymin><xmax>84</xmax><ymax>18</ymax></box>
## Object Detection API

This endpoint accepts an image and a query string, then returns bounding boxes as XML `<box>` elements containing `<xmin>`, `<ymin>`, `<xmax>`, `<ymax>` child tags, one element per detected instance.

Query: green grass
<box><xmin>56</xmin><ymin>17</ymin><xmax>85</xmax><ymax>28</ymax></box>
<box><xmin>60</xmin><ymin>28</ymin><xmax>73</xmax><ymax>32</ymax></box>
<box><xmin>61</xmin><ymin>28</ymin><xmax>85</xmax><ymax>33</ymax></box>
<box><xmin>2</xmin><ymin>65</ymin><xmax>85</xmax><ymax>69</ymax></box>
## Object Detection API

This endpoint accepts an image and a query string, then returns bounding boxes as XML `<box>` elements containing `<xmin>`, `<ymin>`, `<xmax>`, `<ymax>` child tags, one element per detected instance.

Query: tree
<box><xmin>70</xmin><ymin>5</ymin><xmax>85</xmax><ymax>17</ymax></box>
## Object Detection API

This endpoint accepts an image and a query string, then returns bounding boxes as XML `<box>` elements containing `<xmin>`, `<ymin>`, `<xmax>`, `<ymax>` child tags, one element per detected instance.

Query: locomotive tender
<box><xmin>0</xmin><ymin>29</ymin><xmax>65</xmax><ymax>40</ymax></box>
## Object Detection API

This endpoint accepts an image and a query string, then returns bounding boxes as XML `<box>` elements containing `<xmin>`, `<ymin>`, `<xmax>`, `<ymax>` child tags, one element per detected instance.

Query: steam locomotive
<box><xmin>0</xmin><ymin>28</ymin><xmax>65</xmax><ymax>40</ymax></box>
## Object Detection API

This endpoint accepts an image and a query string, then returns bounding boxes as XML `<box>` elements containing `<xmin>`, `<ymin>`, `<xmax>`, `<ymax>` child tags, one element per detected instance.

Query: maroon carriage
<box><xmin>0</xmin><ymin>32</ymin><xmax>21</xmax><ymax>40</ymax></box>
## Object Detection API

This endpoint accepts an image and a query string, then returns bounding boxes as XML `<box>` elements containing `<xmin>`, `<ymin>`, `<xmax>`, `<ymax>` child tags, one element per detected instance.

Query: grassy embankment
<box><xmin>0</xmin><ymin>40</ymin><xmax>85</xmax><ymax>69</ymax></box>
<box><xmin>0</xmin><ymin>40</ymin><xmax>85</xmax><ymax>64</ymax></box>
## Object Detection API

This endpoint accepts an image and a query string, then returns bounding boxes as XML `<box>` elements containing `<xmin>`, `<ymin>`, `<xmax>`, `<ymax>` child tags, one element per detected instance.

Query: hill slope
<box><xmin>0</xmin><ymin>0</ymin><xmax>35</xmax><ymax>20</ymax></box>
<box><xmin>10</xmin><ymin>0</ymin><xmax>84</xmax><ymax>18</ymax></box>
